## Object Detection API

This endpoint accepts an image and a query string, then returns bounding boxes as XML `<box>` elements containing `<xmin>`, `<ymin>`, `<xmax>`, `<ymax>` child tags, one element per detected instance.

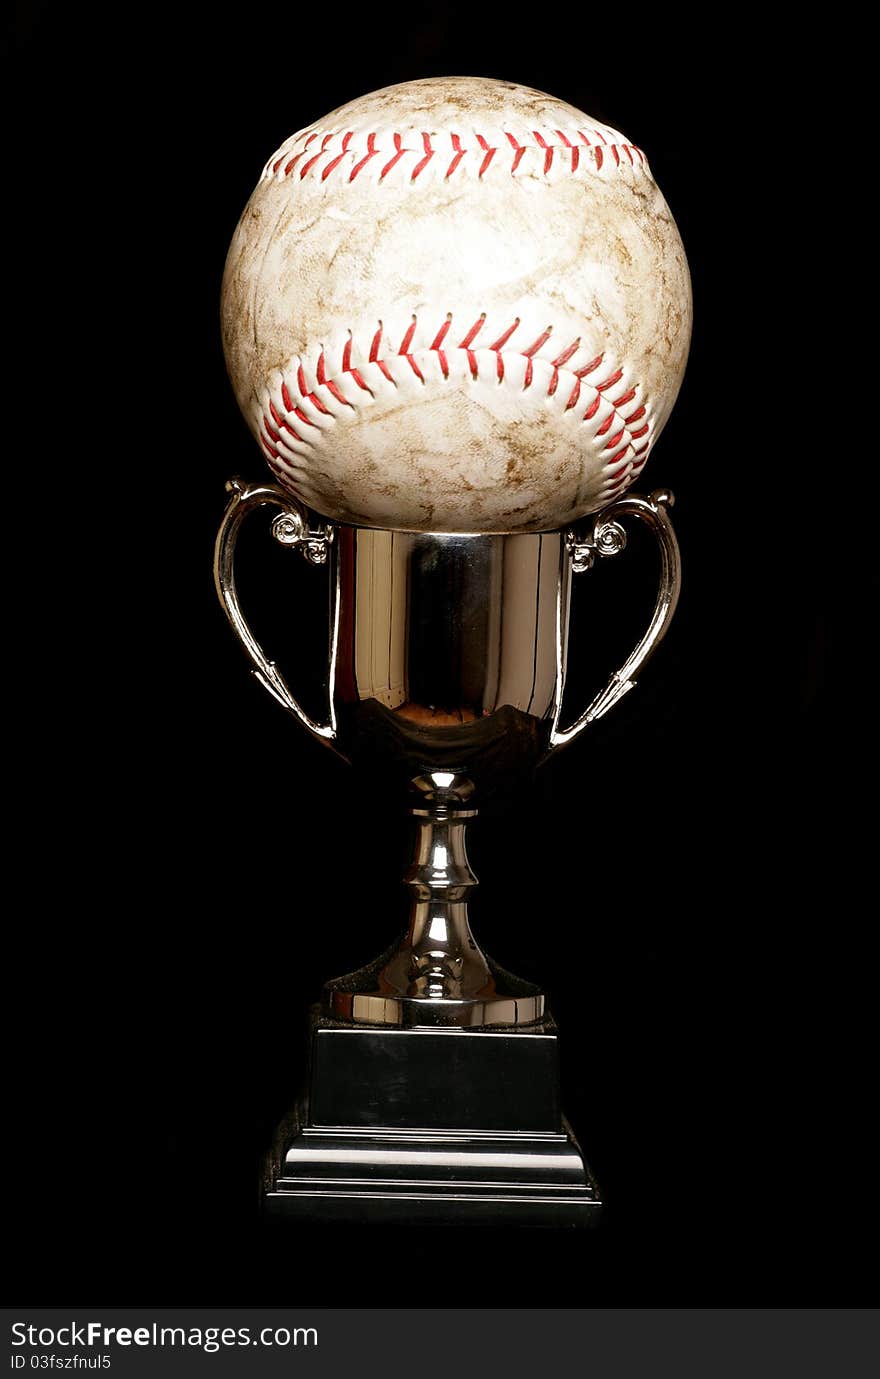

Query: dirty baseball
<box><xmin>221</xmin><ymin>76</ymin><xmax>691</xmax><ymax>533</ymax></box>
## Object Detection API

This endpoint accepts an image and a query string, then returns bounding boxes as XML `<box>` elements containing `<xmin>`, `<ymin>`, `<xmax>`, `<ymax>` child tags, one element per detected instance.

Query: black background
<box><xmin>7</xmin><ymin>4</ymin><xmax>848</xmax><ymax>1307</ymax></box>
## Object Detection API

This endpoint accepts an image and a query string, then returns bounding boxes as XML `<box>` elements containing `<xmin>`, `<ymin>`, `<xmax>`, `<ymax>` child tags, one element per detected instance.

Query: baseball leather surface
<box><xmin>222</xmin><ymin>76</ymin><xmax>691</xmax><ymax>533</ymax></box>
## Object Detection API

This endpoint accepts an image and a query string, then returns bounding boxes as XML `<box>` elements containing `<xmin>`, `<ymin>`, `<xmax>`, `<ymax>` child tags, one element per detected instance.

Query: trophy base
<box><xmin>265</xmin><ymin>1122</ymin><xmax>599</xmax><ymax>1226</ymax></box>
<box><xmin>263</xmin><ymin>1016</ymin><xmax>601</xmax><ymax>1228</ymax></box>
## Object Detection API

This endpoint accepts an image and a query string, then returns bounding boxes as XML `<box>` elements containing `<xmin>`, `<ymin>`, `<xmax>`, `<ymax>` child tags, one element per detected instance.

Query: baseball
<box><xmin>221</xmin><ymin>76</ymin><xmax>691</xmax><ymax>533</ymax></box>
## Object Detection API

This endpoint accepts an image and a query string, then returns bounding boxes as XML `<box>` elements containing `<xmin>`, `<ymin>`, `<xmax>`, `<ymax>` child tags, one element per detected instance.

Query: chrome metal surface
<box><xmin>336</xmin><ymin>524</ymin><xmax>564</xmax><ymax>727</ymax></box>
<box><xmin>264</xmin><ymin>1020</ymin><xmax>600</xmax><ymax>1225</ymax></box>
<box><xmin>215</xmin><ymin>478</ymin><xmax>681</xmax><ymax>1027</ymax></box>
<box><xmin>266</xmin><ymin>1124</ymin><xmax>601</xmax><ymax>1226</ymax></box>
<box><xmin>270</xmin><ymin>506</ymin><xmax>334</xmax><ymax>566</ymax></box>
<box><xmin>323</xmin><ymin>771</ymin><xmax>544</xmax><ymax>1028</ymax></box>
<box><xmin>213</xmin><ymin>478</ymin><xmax>340</xmax><ymax>747</ymax></box>
<box><xmin>551</xmin><ymin>489</ymin><xmax>681</xmax><ymax>745</ymax></box>
<box><xmin>565</xmin><ymin>515</ymin><xmax>627</xmax><ymax>572</ymax></box>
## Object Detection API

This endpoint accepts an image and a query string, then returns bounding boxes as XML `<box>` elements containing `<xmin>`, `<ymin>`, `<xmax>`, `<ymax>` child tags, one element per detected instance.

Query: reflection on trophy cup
<box><xmin>216</xmin><ymin>77</ymin><xmax>691</xmax><ymax>1222</ymax></box>
<box><xmin>215</xmin><ymin>482</ymin><xmax>679</xmax><ymax>1220</ymax></box>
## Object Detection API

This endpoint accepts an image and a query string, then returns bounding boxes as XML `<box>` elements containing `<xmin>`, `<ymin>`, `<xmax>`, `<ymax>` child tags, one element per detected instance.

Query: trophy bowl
<box><xmin>215</xmin><ymin>75</ymin><xmax>691</xmax><ymax>1224</ymax></box>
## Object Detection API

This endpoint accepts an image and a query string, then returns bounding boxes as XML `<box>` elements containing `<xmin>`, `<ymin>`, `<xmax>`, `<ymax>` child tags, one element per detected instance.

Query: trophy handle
<box><xmin>214</xmin><ymin>476</ymin><xmax>340</xmax><ymax>749</ymax></box>
<box><xmin>551</xmin><ymin>488</ymin><xmax>681</xmax><ymax>748</ymax></box>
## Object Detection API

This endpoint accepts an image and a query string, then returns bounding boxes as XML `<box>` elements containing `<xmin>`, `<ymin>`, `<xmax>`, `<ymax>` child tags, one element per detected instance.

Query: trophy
<box><xmin>216</xmin><ymin>78</ymin><xmax>691</xmax><ymax>1224</ymax></box>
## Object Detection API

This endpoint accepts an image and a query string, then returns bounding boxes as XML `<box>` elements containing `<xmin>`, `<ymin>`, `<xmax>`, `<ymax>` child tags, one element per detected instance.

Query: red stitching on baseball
<box><xmin>430</xmin><ymin>315</ymin><xmax>452</xmax><ymax>350</ymax></box>
<box><xmin>533</xmin><ymin>131</ymin><xmax>554</xmax><ymax>174</ymax></box>
<box><xmin>348</xmin><ymin>368</ymin><xmax>372</xmax><ymax>393</ymax></box>
<box><xmin>476</xmin><ymin>134</ymin><xmax>495</xmax><ymax>178</ymax></box>
<box><xmin>326</xmin><ymin>380</ymin><xmax>353</xmax><ymax>407</ymax></box>
<box><xmin>267</xmin><ymin>127</ymin><xmax>645</xmax><ymax>183</ymax></box>
<box><xmin>488</xmin><ymin>319</ymin><xmax>520</xmax><ymax>350</ymax></box>
<box><xmin>459</xmin><ymin>314</ymin><xmax>486</xmax><ymax>348</ymax></box>
<box><xmin>299</xmin><ymin>147</ymin><xmax>325</xmax><ymax>179</ymax></box>
<box><xmin>505</xmin><ymin>131</ymin><xmax>526</xmax><ymax>174</ymax></box>
<box><xmin>279</xmin><ymin>381</ymin><xmax>318</xmax><ymax>430</ymax></box>
<box><xmin>380</xmin><ymin>133</ymin><xmax>407</xmax><ymax>180</ymax></box>
<box><xmin>552</xmin><ymin>340</ymin><xmax>580</xmax><ymax>368</ymax></box>
<box><xmin>321</xmin><ymin>131</ymin><xmax>353</xmax><ymax>181</ymax></box>
<box><xmin>349</xmin><ymin>133</ymin><xmax>378</xmax><ymax>182</ymax></box>
<box><xmin>576</xmin><ymin>354</ymin><xmax>604</xmax><ymax>378</ymax></box>
<box><xmin>557</xmin><ymin>131</ymin><xmax>580</xmax><ymax>170</ymax></box>
<box><xmin>524</xmin><ymin>329</ymin><xmax>552</xmax><ymax>358</ymax></box>
<box><xmin>596</xmin><ymin>369</ymin><xmax>623</xmax><ymax>392</ymax></box>
<box><xmin>446</xmin><ymin>134</ymin><xmax>466</xmax><ymax>178</ymax></box>
<box><xmin>267</xmin><ymin>317</ymin><xmax>651</xmax><ymax>493</ymax></box>
<box><xmin>411</xmin><ymin>133</ymin><xmax>434</xmax><ymax>181</ymax></box>
<box><xmin>399</xmin><ymin>318</ymin><xmax>417</xmax><ymax>354</ymax></box>
<box><xmin>431</xmin><ymin>315</ymin><xmax>452</xmax><ymax>349</ymax></box>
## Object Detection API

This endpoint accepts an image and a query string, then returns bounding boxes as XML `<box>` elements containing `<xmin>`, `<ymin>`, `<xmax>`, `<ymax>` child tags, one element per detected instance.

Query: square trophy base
<box><xmin>263</xmin><ymin>1012</ymin><xmax>601</xmax><ymax>1227</ymax></box>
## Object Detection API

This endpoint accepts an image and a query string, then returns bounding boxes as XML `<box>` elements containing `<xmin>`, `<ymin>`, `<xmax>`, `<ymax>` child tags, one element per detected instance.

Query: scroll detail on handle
<box><xmin>551</xmin><ymin>489</ymin><xmax>681</xmax><ymax>748</ymax></box>
<box><xmin>214</xmin><ymin>477</ymin><xmax>339</xmax><ymax>747</ymax></box>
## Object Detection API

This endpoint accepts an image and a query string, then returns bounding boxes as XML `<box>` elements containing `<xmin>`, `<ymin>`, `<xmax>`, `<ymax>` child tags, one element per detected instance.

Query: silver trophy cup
<box><xmin>215</xmin><ymin>478</ymin><xmax>679</xmax><ymax>1223</ymax></box>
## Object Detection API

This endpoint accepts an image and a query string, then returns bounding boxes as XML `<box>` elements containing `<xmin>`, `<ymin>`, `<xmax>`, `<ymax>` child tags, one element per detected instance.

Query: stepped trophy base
<box><xmin>264</xmin><ymin>1016</ymin><xmax>601</xmax><ymax>1227</ymax></box>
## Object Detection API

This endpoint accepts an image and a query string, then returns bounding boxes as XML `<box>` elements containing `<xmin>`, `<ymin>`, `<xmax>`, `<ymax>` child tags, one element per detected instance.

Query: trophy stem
<box><xmin>403</xmin><ymin>799</ymin><xmax>486</xmax><ymax>1000</ymax></box>
<box><xmin>323</xmin><ymin>772</ymin><xmax>544</xmax><ymax>1029</ymax></box>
